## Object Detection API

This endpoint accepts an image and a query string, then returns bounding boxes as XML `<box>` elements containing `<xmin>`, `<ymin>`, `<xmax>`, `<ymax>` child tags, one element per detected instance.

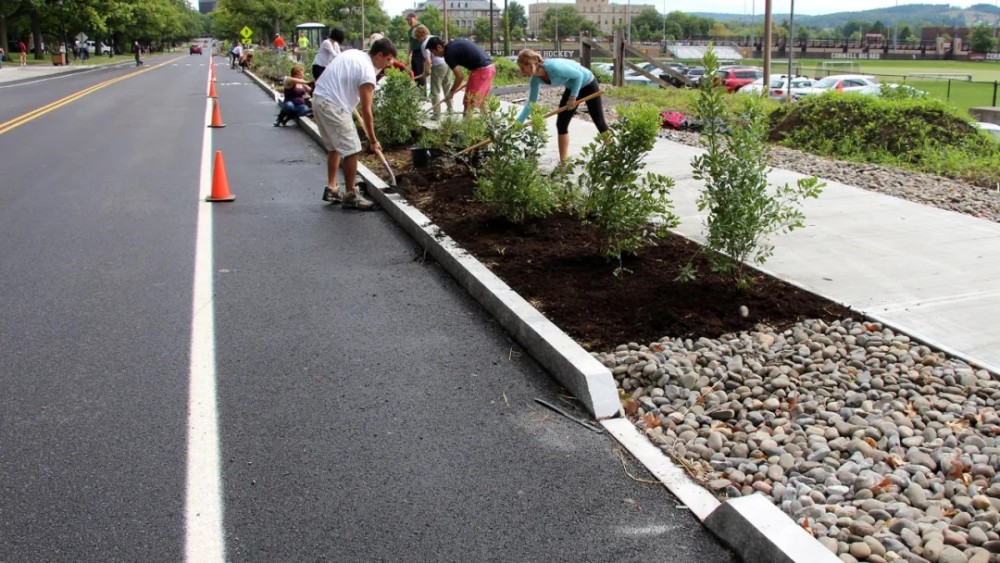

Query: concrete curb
<box><xmin>243</xmin><ymin>69</ymin><xmax>843</xmax><ymax>563</ymax></box>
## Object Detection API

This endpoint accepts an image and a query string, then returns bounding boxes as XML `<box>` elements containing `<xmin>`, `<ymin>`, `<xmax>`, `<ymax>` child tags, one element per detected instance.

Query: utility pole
<box><xmin>444</xmin><ymin>0</ymin><xmax>449</xmax><ymax>41</ymax></box>
<box><xmin>763</xmin><ymin>0</ymin><xmax>771</xmax><ymax>85</ymax></box>
<box><xmin>490</xmin><ymin>0</ymin><xmax>495</xmax><ymax>53</ymax></box>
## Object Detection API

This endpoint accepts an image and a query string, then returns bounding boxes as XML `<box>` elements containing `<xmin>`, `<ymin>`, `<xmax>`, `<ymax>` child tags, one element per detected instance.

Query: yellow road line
<box><xmin>0</xmin><ymin>58</ymin><xmax>183</xmax><ymax>136</ymax></box>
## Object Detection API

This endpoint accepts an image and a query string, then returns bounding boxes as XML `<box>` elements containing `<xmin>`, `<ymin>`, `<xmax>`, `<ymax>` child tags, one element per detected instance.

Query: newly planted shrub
<box><xmin>373</xmin><ymin>68</ymin><xmax>424</xmax><ymax>147</ymax></box>
<box><xmin>575</xmin><ymin>103</ymin><xmax>679</xmax><ymax>267</ymax></box>
<box><xmin>416</xmin><ymin>114</ymin><xmax>487</xmax><ymax>153</ymax></box>
<box><xmin>474</xmin><ymin>98</ymin><xmax>560</xmax><ymax>223</ymax></box>
<box><xmin>687</xmin><ymin>47</ymin><xmax>823</xmax><ymax>288</ymax></box>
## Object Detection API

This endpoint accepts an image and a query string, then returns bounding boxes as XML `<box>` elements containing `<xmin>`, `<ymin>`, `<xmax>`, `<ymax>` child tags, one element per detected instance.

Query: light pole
<box><xmin>626</xmin><ymin>0</ymin><xmax>632</xmax><ymax>44</ymax></box>
<box><xmin>662</xmin><ymin>0</ymin><xmax>666</xmax><ymax>42</ymax></box>
<box><xmin>490</xmin><ymin>1</ymin><xmax>495</xmax><ymax>53</ymax></box>
<box><xmin>787</xmin><ymin>0</ymin><xmax>794</xmax><ymax>102</ymax></box>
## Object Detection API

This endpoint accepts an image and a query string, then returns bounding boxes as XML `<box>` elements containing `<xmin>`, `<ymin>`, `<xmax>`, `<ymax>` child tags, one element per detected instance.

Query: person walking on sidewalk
<box><xmin>133</xmin><ymin>40</ymin><xmax>143</xmax><ymax>66</ymax></box>
<box><xmin>515</xmin><ymin>49</ymin><xmax>608</xmax><ymax>162</ymax></box>
<box><xmin>18</xmin><ymin>40</ymin><xmax>27</xmax><ymax>66</ymax></box>
<box><xmin>311</xmin><ymin>28</ymin><xmax>343</xmax><ymax>81</ymax></box>
<box><xmin>313</xmin><ymin>38</ymin><xmax>397</xmax><ymax>210</ymax></box>
<box><xmin>425</xmin><ymin>37</ymin><xmax>495</xmax><ymax>117</ymax></box>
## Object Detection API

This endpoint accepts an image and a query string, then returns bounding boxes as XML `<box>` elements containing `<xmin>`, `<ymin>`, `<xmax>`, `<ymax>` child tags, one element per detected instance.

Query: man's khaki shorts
<box><xmin>314</xmin><ymin>97</ymin><xmax>363</xmax><ymax>157</ymax></box>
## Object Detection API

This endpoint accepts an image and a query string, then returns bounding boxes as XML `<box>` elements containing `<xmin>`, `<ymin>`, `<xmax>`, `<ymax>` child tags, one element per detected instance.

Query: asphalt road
<box><xmin>0</xmin><ymin>54</ymin><xmax>734</xmax><ymax>562</ymax></box>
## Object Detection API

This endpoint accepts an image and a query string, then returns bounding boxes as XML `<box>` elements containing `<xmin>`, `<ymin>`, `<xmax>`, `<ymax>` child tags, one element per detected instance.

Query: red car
<box><xmin>190</xmin><ymin>44</ymin><xmax>202</xmax><ymax>55</ymax></box>
<box><xmin>718</xmin><ymin>67</ymin><xmax>763</xmax><ymax>92</ymax></box>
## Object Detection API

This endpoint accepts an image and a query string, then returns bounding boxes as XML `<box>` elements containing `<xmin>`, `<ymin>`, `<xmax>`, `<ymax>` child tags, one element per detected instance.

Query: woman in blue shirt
<box><xmin>516</xmin><ymin>49</ymin><xmax>609</xmax><ymax>161</ymax></box>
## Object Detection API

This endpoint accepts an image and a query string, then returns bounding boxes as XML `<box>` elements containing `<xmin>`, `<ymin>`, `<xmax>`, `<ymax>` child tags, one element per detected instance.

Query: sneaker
<box><xmin>342</xmin><ymin>191</ymin><xmax>375</xmax><ymax>210</ymax></box>
<box><xmin>322</xmin><ymin>186</ymin><xmax>344</xmax><ymax>203</ymax></box>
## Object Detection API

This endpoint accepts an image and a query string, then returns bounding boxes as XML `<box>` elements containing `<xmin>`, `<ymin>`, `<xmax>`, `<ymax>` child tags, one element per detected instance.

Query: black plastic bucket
<box><xmin>410</xmin><ymin>147</ymin><xmax>432</xmax><ymax>168</ymax></box>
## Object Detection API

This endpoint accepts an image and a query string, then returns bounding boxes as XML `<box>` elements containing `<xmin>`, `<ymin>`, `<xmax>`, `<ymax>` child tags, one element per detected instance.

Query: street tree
<box><xmin>968</xmin><ymin>23</ymin><xmax>997</xmax><ymax>53</ymax></box>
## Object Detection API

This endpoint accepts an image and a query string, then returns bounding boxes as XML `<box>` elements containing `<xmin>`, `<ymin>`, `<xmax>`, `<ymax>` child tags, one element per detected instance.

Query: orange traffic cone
<box><xmin>210</xmin><ymin>63</ymin><xmax>216</xmax><ymax>81</ymax></box>
<box><xmin>208</xmin><ymin>99</ymin><xmax>225</xmax><ymax>128</ymax></box>
<box><xmin>206</xmin><ymin>151</ymin><xmax>235</xmax><ymax>202</ymax></box>
<box><xmin>208</xmin><ymin>79</ymin><xmax>218</xmax><ymax>98</ymax></box>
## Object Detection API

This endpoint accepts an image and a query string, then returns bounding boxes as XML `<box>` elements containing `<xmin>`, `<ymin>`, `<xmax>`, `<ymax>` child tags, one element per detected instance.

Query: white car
<box><xmin>792</xmin><ymin>74</ymin><xmax>880</xmax><ymax>99</ymax></box>
<box><xmin>977</xmin><ymin>122</ymin><xmax>1000</xmax><ymax>141</ymax></box>
<box><xmin>738</xmin><ymin>74</ymin><xmax>814</xmax><ymax>101</ymax></box>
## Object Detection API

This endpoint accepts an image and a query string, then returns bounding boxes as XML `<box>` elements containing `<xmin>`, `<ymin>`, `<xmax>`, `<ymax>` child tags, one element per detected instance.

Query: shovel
<box><xmin>456</xmin><ymin>89</ymin><xmax>604</xmax><ymax>157</ymax></box>
<box><xmin>352</xmin><ymin>109</ymin><xmax>396</xmax><ymax>187</ymax></box>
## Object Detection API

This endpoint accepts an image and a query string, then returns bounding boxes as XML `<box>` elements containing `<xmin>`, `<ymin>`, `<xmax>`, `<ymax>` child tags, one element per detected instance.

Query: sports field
<box><xmin>756</xmin><ymin>58</ymin><xmax>1000</xmax><ymax>111</ymax></box>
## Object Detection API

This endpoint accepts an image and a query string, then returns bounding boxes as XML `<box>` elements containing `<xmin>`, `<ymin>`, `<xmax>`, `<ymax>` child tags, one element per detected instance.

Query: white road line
<box><xmin>185</xmin><ymin>71</ymin><xmax>226</xmax><ymax>563</ymax></box>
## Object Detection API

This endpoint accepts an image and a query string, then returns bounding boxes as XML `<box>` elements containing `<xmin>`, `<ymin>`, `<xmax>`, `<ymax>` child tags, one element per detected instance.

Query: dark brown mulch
<box><xmin>363</xmin><ymin>148</ymin><xmax>855</xmax><ymax>352</ymax></box>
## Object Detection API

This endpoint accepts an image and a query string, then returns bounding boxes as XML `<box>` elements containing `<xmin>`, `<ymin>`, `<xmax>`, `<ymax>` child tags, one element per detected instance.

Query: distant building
<box><xmin>412</xmin><ymin>0</ymin><xmax>501</xmax><ymax>35</ymax></box>
<box><xmin>528</xmin><ymin>0</ymin><xmax>653</xmax><ymax>37</ymax></box>
<box><xmin>198</xmin><ymin>1</ymin><xmax>216</xmax><ymax>14</ymax></box>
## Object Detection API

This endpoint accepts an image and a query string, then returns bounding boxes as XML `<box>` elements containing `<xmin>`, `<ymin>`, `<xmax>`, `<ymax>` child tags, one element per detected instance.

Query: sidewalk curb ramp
<box><xmin>243</xmin><ymin>68</ymin><xmax>841</xmax><ymax>563</ymax></box>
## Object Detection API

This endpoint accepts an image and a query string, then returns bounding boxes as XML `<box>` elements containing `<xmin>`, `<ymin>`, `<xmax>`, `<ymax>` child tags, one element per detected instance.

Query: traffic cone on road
<box><xmin>208</xmin><ymin>99</ymin><xmax>225</xmax><ymax>128</ymax></box>
<box><xmin>206</xmin><ymin>151</ymin><xmax>235</xmax><ymax>202</ymax></box>
<box><xmin>208</xmin><ymin>79</ymin><xmax>218</xmax><ymax>98</ymax></box>
<box><xmin>210</xmin><ymin>63</ymin><xmax>216</xmax><ymax>82</ymax></box>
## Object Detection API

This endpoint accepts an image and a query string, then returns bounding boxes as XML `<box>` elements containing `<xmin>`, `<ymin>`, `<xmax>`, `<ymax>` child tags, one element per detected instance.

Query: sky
<box><xmin>188</xmin><ymin>0</ymin><xmax>996</xmax><ymax>20</ymax></box>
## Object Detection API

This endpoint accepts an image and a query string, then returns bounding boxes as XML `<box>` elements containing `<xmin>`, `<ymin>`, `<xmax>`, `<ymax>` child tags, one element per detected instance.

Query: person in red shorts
<box><xmin>425</xmin><ymin>37</ymin><xmax>495</xmax><ymax>117</ymax></box>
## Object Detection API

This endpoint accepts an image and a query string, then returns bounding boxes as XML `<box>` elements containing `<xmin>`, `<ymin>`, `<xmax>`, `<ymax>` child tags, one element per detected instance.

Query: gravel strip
<box><xmin>595</xmin><ymin>319</ymin><xmax>1000</xmax><ymax>563</ymax></box>
<box><xmin>500</xmin><ymin>88</ymin><xmax>1000</xmax><ymax>562</ymax></box>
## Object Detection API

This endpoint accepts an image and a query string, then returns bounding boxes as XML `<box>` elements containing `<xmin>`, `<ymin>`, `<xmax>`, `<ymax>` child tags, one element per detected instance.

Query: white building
<box><xmin>528</xmin><ymin>0</ymin><xmax>654</xmax><ymax>37</ymax></box>
<box><xmin>412</xmin><ymin>0</ymin><xmax>502</xmax><ymax>35</ymax></box>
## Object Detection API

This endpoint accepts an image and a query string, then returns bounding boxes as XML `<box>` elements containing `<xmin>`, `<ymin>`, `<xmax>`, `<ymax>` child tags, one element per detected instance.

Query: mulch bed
<box><xmin>362</xmin><ymin>147</ymin><xmax>855</xmax><ymax>352</ymax></box>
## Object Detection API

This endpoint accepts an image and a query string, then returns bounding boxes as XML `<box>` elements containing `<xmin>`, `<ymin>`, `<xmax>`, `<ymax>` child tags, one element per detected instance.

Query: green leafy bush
<box><xmin>769</xmin><ymin>92</ymin><xmax>1000</xmax><ymax>186</ymax></box>
<box><xmin>251</xmin><ymin>50</ymin><xmax>296</xmax><ymax>82</ymax></box>
<box><xmin>373</xmin><ymin>68</ymin><xmax>424</xmax><ymax>147</ymax></box>
<box><xmin>687</xmin><ymin>47</ymin><xmax>823</xmax><ymax>288</ymax></box>
<box><xmin>416</xmin><ymin>114</ymin><xmax>487</xmax><ymax>153</ymax></box>
<box><xmin>492</xmin><ymin>57</ymin><xmax>527</xmax><ymax>87</ymax></box>
<box><xmin>474</xmin><ymin>99</ymin><xmax>560</xmax><ymax>223</ymax></box>
<box><xmin>575</xmin><ymin>103</ymin><xmax>679</xmax><ymax>266</ymax></box>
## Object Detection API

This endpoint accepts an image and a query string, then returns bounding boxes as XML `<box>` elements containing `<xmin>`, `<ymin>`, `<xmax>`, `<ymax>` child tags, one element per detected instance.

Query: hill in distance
<box><xmin>692</xmin><ymin>3</ymin><xmax>1000</xmax><ymax>28</ymax></box>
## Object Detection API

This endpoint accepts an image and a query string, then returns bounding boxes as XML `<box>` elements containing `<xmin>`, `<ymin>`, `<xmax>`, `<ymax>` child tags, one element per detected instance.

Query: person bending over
<box><xmin>516</xmin><ymin>49</ymin><xmax>608</xmax><ymax>161</ymax></box>
<box><xmin>425</xmin><ymin>37</ymin><xmax>495</xmax><ymax>117</ymax></box>
<box><xmin>313</xmin><ymin>38</ymin><xmax>398</xmax><ymax>210</ymax></box>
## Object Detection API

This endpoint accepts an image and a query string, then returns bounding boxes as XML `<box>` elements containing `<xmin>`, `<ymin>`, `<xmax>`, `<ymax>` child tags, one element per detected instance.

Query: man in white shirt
<box><xmin>313</xmin><ymin>38</ymin><xmax>397</xmax><ymax>210</ymax></box>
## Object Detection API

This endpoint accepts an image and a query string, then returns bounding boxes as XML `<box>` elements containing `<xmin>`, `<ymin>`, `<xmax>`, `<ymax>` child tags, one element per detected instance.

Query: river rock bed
<box><xmin>594</xmin><ymin>318</ymin><xmax>1000</xmax><ymax>563</ymax></box>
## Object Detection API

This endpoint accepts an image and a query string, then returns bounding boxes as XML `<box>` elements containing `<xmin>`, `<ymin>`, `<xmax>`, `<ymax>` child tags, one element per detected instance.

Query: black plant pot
<box><xmin>410</xmin><ymin>147</ymin><xmax>433</xmax><ymax>168</ymax></box>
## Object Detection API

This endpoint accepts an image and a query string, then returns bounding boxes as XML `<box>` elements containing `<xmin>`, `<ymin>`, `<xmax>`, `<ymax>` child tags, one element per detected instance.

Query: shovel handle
<box><xmin>352</xmin><ymin>109</ymin><xmax>396</xmax><ymax>185</ymax></box>
<box><xmin>456</xmin><ymin>90</ymin><xmax>604</xmax><ymax>156</ymax></box>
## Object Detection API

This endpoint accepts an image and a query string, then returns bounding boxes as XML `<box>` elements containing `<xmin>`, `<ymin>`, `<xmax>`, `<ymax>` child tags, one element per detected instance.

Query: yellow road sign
<box><xmin>240</xmin><ymin>26</ymin><xmax>253</xmax><ymax>40</ymax></box>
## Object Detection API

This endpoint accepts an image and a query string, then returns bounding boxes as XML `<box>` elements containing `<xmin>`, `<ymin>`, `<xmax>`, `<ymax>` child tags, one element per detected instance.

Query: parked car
<box><xmin>685</xmin><ymin>66</ymin><xmax>706</xmax><ymax>85</ymax></box>
<box><xmin>717</xmin><ymin>67</ymin><xmax>764</xmax><ymax>92</ymax></box>
<box><xmin>85</xmin><ymin>40</ymin><xmax>111</xmax><ymax>55</ymax></box>
<box><xmin>592</xmin><ymin>62</ymin><xmax>614</xmax><ymax>75</ymax></box>
<box><xmin>190</xmin><ymin>44</ymin><xmax>203</xmax><ymax>55</ymax></box>
<box><xmin>792</xmin><ymin>74</ymin><xmax>880</xmax><ymax>99</ymax></box>
<box><xmin>767</xmin><ymin>75</ymin><xmax>815</xmax><ymax>101</ymax></box>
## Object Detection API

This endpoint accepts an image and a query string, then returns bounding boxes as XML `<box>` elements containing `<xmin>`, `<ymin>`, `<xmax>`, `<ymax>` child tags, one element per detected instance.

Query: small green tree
<box><xmin>373</xmin><ymin>67</ymin><xmax>423</xmax><ymax>147</ymax></box>
<box><xmin>686</xmin><ymin>46</ymin><xmax>824</xmax><ymax>288</ymax></box>
<box><xmin>575</xmin><ymin>103</ymin><xmax>679</xmax><ymax>269</ymax></box>
<box><xmin>968</xmin><ymin>24</ymin><xmax>998</xmax><ymax>54</ymax></box>
<box><xmin>474</xmin><ymin>99</ymin><xmax>560</xmax><ymax>223</ymax></box>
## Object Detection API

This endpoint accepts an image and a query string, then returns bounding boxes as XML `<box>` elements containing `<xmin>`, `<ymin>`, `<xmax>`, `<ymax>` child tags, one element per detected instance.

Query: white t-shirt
<box><xmin>421</xmin><ymin>36</ymin><xmax>446</xmax><ymax>67</ymax></box>
<box><xmin>231</xmin><ymin>44</ymin><xmax>243</xmax><ymax>57</ymax></box>
<box><xmin>312</xmin><ymin>38</ymin><xmax>341</xmax><ymax>68</ymax></box>
<box><xmin>313</xmin><ymin>48</ymin><xmax>377</xmax><ymax>113</ymax></box>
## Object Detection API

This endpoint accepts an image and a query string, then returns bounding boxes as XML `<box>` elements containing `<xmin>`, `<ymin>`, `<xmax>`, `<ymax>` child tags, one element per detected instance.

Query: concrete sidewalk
<box><xmin>541</xmin><ymin>108</ymin><xmax>1000</xmax><ymax>376</ymax></box>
